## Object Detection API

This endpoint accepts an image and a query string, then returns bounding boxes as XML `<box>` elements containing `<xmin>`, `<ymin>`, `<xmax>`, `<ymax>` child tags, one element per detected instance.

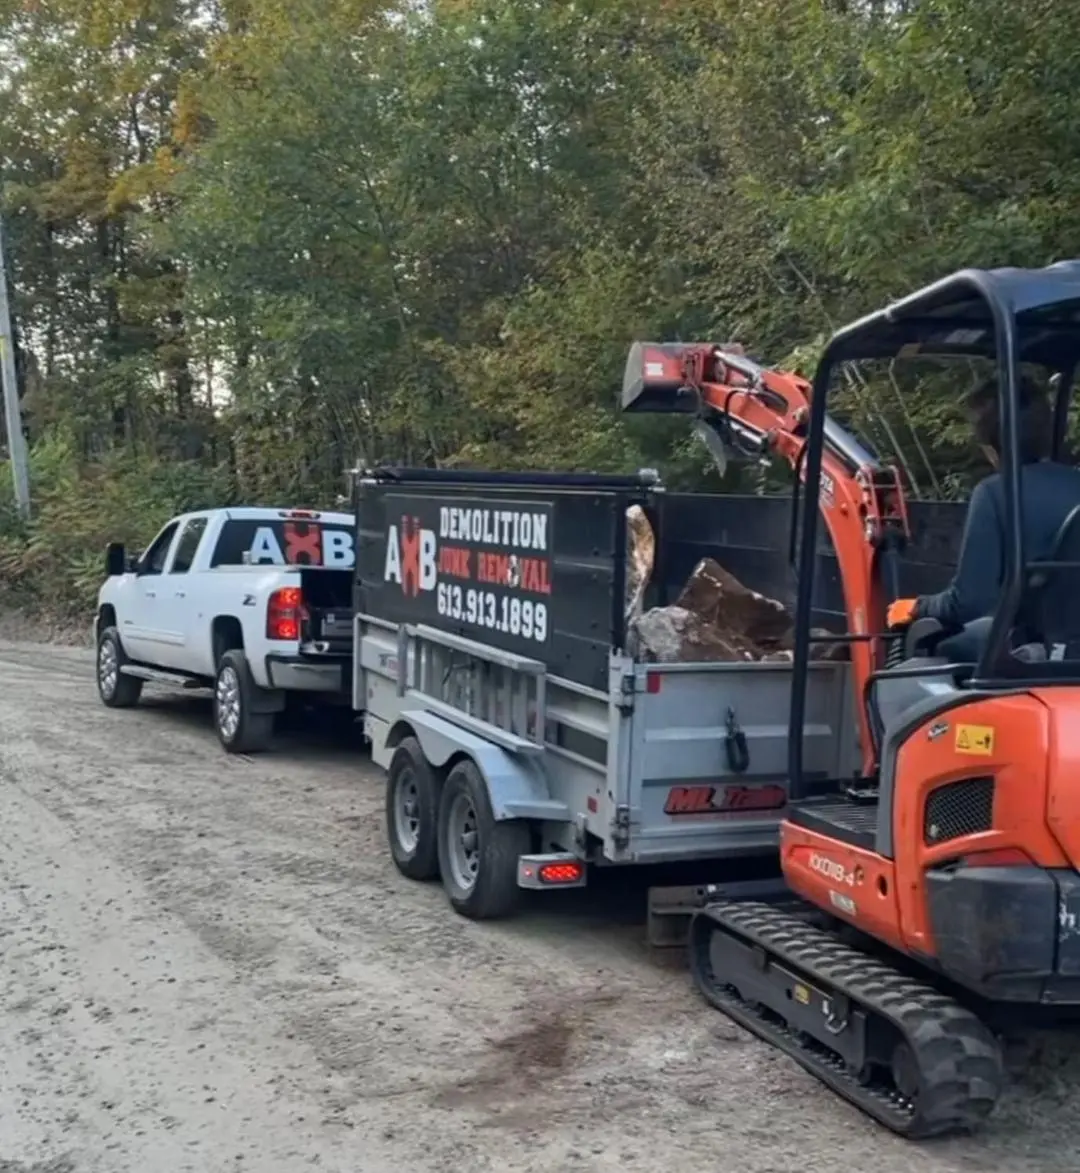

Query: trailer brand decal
<box><xmin>663</xmin><ymin>783</ymin><xmax>787</xmax><ymax>816</ymax></box>
<box><xmin>380</xmin><ymin>494</ymin><xmax>554</xmax><ymax>648</ymax></box>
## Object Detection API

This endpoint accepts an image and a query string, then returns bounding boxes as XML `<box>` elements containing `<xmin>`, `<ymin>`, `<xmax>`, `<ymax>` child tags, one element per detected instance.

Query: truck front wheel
<box><xmin>436</xmin><ymin>759</ymin><xmax>530</xmax><ymax>920</ymax></box>
<box><xmin>214</xmin><ymin>650</ymin><xmax>274</xmax><ymax>754</ymax></box>
<box><xmin>386</xmin><ymin>737</ymin><xmax>442</xmax><ymax>881</ymax></box>
<box><xmin>96</xmin><ymin>626</ymin><xmax>142</xmax><ymax>709</ymax></box>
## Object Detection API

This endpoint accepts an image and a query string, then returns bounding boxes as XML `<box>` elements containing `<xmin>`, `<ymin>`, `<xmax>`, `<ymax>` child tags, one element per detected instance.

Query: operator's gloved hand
<box><xmin>886</xmin><ymin>598</ymin><xmax>918</xmax><ymax>629</ymax></box>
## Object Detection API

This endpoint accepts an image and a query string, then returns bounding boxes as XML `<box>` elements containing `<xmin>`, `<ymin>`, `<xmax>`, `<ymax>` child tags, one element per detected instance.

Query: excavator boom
<box><xmin>623</xmin><ymin>341</ymin><xmax>910</xmax><ymax>773</ymax></box>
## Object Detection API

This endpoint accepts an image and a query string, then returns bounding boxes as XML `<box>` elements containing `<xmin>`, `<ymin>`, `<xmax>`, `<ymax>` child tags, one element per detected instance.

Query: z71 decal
<box><xmin>664</xmin><ymin>783</ymin><xmax>787</xmax><ymax>816</ymax></box>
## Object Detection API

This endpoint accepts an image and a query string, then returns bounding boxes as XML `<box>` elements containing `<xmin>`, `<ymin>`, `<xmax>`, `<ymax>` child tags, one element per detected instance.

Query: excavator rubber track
<box><xmin>689</xmin><ymin>901</ymin><xmax>1005</xmax><ymax>1139</ymax></box>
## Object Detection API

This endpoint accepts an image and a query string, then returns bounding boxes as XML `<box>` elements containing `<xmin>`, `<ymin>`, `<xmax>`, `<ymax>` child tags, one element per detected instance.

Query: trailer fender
<box><xmin>396</xmin><ymin>709</ymin><xmax>570</xmax><ymax>823</ymax></box>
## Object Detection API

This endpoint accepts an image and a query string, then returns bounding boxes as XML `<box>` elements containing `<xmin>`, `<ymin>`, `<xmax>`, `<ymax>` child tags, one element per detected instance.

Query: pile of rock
<box><xmin>624</xmin><ymin>507</ymin><xmax>846</xmax><ymax>664</ymax></box>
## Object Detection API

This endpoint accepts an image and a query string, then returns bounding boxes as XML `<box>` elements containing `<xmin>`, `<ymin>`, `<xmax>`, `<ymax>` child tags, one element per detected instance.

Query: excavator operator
<box><xmin>886</xmin><ymin>375</ymin><xmax>1080</xmax><ymax>661</ymax></box>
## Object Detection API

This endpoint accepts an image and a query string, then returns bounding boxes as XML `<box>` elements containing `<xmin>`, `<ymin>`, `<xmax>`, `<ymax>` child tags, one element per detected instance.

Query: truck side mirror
<box><xmin>105</xmin><ymin>541</ymin><xmax>127</xmax><ymax>577</ymax></box>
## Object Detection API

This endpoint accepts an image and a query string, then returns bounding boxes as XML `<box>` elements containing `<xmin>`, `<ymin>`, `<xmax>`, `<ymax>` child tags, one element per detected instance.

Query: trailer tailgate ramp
<box><xmin>619</xmin><ymin>657</ymin><xmax>857</xmax><ymax>862</ymax></box>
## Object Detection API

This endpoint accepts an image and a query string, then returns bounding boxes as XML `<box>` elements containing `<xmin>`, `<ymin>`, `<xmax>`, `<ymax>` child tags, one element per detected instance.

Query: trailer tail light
<box><xmin>266</xmin><ymin>586</ymin><xmax>306</xmax><ymax>641</ymax></box>
<box><xmin>538</xmin><ymin>861</ymin><xmax>585</xmax><ymax>885</ymax></box>
<box><xmin>516</xmin><ymin>854</ymin><xmax>587</xmax><ymax>890</ymax></box>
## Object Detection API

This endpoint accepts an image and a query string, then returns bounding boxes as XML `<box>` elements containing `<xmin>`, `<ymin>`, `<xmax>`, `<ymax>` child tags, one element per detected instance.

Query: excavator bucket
<box><xmin>621</xmin><ymin>341</ymin><xmax>762</xmax><ymax>477</ymax></box>
<box><xmin>621</xmin><ymin>342</ymin><xmax>707</xmax><ymax>414</ymax></box>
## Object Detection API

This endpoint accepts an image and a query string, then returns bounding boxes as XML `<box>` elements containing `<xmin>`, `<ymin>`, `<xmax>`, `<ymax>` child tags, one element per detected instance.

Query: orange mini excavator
<box><xmin>620</xmin><ymin>262</ymin><xmax>1080</xmax><ymax>1138</ymax></box>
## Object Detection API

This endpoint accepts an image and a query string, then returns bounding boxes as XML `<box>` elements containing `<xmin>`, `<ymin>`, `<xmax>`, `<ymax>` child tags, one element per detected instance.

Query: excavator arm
<box><xmin>622</xmin><ymin>341</ymin><xmax>911</xmax><ymax>772</ymax></box>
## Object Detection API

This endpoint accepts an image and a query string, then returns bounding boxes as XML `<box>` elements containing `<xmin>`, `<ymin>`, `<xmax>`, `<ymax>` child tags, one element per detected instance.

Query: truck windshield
<box><xmin>210</xmin><ymin>518</ymin><xmax>355</xmax><ymax>569</ymax></box>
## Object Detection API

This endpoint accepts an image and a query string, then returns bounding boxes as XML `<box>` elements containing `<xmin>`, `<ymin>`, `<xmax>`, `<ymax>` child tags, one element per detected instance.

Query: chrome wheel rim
<box><xmin>393</xmin><ymin>768</ymin><xmax>421</xmax><ymax>854</ymax></box>
<box><xmin>98</xmin><ymin>638</ymin><xmax>118</xmax><ymax>698</ymax></box>
<box><xmin>445</xmin><ymin>791</ymin><xmax>480</xmax><ymax>893</ymax></box>
<box><xmin>216</xmin><ymin>665</ymin><xmax>241</xmax><ymax>740</ymax></box>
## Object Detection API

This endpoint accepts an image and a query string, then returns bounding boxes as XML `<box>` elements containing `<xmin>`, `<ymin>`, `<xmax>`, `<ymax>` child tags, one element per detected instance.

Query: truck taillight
<box><xmin>267</xmin><ymin>586</ymin><xmax>305</xmax><ymax>641</ymax></box>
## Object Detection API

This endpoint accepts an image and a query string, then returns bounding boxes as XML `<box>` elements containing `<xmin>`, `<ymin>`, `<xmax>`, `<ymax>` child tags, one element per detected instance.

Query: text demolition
<box><xmin>439</xmin><ymin>506</ymin><xmax>548</xmax><ymax>552</ymax></box>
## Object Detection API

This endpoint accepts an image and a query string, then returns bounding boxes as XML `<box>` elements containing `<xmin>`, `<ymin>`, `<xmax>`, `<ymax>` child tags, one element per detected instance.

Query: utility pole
<box><xmin>0</xmin><ymin>210</ymin><xmax>30</xmax><ymax>519</ymax></box>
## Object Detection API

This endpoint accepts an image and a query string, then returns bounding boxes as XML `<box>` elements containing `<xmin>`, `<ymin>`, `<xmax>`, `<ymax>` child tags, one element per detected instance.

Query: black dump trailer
<box><xmin>347</xmin><ymin>467</ymin><xmax>963</xmax><ymax>921</ymax></box>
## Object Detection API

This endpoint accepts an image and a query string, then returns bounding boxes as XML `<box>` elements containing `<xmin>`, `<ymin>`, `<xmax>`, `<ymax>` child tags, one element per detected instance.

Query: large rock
<box><xmin>632</xmin><ymin>556</ymin><xmax>848</xmax><ymax>664</ymax></box>
<box><xmin>624</xmin><ymin>504</ymin><xmax>656</xmax><ymax>629</ymax></box>
<box><xmin>633</xmin><ymin>605</ymin><xmax>759</xmax><ymax>663</ymax></box>
<box><xmin>675</xmin><ymin>558</ymin><xmax>792</xmax><ymax>655</ymax></box>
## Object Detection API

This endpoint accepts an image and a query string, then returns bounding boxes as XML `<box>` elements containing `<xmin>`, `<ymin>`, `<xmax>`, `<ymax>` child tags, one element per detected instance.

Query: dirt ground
<box><xmin>1</xmin><ymin>640</ymin><xmax>1080</xmax><ymax>1173</ymax></box>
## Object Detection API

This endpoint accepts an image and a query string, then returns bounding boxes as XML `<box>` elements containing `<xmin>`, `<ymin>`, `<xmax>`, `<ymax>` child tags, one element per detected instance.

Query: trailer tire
<box><xmin>96</xmin><ymin>626</ymin><xmax>142</xmax><ymax>709</ymax></box>
<box><xmin>437</xmin><ymin>759</ymin><xmax>529</xmax><ymax>920</ymax></box>
<box><xmin>214</xmin><ymin>650</ymin><xmax>274</xmax><ymax>754</ymax></box>
<box><xmin>386</xmin><ymin>737</ymin><xmax>441</xmax><ymax>881</ymax></box>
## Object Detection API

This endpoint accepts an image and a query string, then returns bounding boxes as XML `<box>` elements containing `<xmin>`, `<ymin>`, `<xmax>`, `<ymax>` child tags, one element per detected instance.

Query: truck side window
<box><xmin>140</xmin><ymin>522</ymin><xmax>180</xmax><ymax>576</ymax></box>
<box><xmin>169</xmin><ymin>517</ymin><xmax>209</xmax><ymax>574</ymax></box>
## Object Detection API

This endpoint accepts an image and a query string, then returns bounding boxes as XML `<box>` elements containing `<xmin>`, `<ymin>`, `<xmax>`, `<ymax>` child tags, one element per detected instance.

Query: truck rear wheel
<box><xmin>214</xmin><ymin>650</ymin><xmax>274</xmax><ymax>754</ymax></box>
<box><xmin>436</xmin><ymin>759</ymin><xmax>530</xmax><ymax>920</ymax></box>
<box><xmin>96</xmin><ymin>626</ymin><xmax>142</xmax><ymax>709</ymax></box>
<box><xmin>386</xmin><ymin>737</ymin><xmax>441</xmax><ymax>881</ymax></box>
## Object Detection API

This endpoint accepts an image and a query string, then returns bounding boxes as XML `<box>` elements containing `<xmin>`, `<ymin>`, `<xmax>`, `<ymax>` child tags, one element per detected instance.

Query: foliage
<box><xmin>0</xmin><ymin>431</ymin><xmax>233</xmax><ymax>615</ymax></box>
<box><xmin>0</xmin><ymin>0</ymin><xmax>1077</xmax><ymax>615</ymax></box>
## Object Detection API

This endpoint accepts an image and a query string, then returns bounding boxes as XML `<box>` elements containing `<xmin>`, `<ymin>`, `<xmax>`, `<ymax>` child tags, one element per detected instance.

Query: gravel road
<box><xmin>1</xmin><ymin>640</ymin><xmax>1079</xmax><ymax>1173</ymax></box>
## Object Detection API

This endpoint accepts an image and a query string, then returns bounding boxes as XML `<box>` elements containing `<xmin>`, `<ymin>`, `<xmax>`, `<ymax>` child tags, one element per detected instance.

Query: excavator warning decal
<box><xmin>955</xmin><ymin>724</ymin><xmax>994</xmax><ymax>756</ymax></box>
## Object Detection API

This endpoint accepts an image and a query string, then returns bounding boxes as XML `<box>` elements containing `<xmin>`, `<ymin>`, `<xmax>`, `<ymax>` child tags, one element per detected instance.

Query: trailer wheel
<box><xmin>386</xmin><ymin>737</ymin><xmax>441</xmax><ymax>881</ymax></box>
<box><xmin>437</xmin><ymin>759</ymin><xmax>530</xmax><ymax>920</ymax></box>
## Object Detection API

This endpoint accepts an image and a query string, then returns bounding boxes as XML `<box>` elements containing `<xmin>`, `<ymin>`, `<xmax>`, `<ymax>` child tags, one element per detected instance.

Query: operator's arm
<box><xmin>915</xmin><ymin>477</ymin><xmax>1003</xmax><ymax>628</ymax></box>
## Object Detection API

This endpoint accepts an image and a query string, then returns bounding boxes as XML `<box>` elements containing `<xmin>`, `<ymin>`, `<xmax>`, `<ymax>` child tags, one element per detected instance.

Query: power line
<box><xmin>0</xmin><ymin>210</ymin><xmax>30</xmax><ymax>520</ymax></box>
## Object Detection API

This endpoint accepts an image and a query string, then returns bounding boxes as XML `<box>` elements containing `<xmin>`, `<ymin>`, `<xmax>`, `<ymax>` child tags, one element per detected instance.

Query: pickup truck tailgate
<box><xmin>299</xmin><ymin>568</ymin><xmax>353</xmax><ymax>654</ymax></box>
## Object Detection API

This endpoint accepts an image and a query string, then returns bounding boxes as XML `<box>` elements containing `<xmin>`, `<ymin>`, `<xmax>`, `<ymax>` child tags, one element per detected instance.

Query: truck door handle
<box><xmin>175</xmin><ymin>591</ymin><xmax>185</xmax><ymax>598</ymax></box>
<box><xmin>145</xmin><ymin>590</ymin><xmax>156</xmax><ymax>598</ymax></box>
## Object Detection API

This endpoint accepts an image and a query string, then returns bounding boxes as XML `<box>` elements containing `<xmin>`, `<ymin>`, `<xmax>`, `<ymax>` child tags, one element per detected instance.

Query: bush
<box><xmin>0</xmin><ymin>430</ymin><xmax>235</xmax><ymax>619</ymax></box>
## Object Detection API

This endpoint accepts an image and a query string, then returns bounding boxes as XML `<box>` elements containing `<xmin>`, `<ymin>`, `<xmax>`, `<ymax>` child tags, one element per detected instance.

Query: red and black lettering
<box><xmin>283</xmin><ymin>521</ymin><xmax>322</xmax><ymax>565</ymax></box>
<box><xmin>400</xmin><ymin>516</ymin><xmax>421</xmax><ymax>597</ymax></box>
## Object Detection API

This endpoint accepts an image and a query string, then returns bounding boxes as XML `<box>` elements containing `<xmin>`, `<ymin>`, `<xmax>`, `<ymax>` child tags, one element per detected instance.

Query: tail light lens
<box><xmin>537</xmin><ymin>861</ymin><xmax>585</xmax><ymax>885</ymax></box>
<box><xmin>267</xmin><ymin>586</ymin><xmax>306</xmax><ymax>641</ymax></box>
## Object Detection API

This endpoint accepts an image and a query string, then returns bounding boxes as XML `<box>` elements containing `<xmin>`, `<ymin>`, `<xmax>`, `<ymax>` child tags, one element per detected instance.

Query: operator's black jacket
<box><xmin>915</xmin><ymin>460</ymin><xmax>1080</xmax><ymax>630</ymax></box>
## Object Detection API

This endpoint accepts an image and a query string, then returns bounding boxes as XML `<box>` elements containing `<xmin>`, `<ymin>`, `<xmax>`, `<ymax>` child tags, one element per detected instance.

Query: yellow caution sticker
<box><xmin>793</xmin><ymin>983</ymin><xmax>810</xmax><ymax>1005</ymax></box>
<box><xmin>955</xmin><ymin>724</ymin><xmax>994</xmax><ymax>756</ymax></box>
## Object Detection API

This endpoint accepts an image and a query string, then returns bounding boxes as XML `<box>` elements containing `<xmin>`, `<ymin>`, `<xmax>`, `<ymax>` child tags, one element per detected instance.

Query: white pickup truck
<box><xmin>94</xmin><ymin>506</ymin><xmax>356</xmax><ymax>753</ymax></box>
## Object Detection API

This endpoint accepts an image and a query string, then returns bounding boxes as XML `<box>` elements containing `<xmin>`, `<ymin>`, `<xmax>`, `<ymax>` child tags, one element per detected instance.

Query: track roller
<box><xmin>688</xmin><ymin>901</ymin><xmax>1005</xmax><ymax>1138</ymax></box>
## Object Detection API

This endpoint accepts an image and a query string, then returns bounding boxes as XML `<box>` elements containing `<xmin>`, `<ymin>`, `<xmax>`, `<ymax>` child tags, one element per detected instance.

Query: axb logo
<box><xmin>384</xmin><ymin>516</ymin><xmax>437</xmax><ymax>597</ymax></box>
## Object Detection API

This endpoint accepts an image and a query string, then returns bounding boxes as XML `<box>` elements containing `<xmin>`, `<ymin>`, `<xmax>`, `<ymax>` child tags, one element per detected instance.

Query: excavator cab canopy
<box><xmin>792</xmin><ymin>260</ymin><xmax>1080</xmax><ymax>719</ymax></box>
